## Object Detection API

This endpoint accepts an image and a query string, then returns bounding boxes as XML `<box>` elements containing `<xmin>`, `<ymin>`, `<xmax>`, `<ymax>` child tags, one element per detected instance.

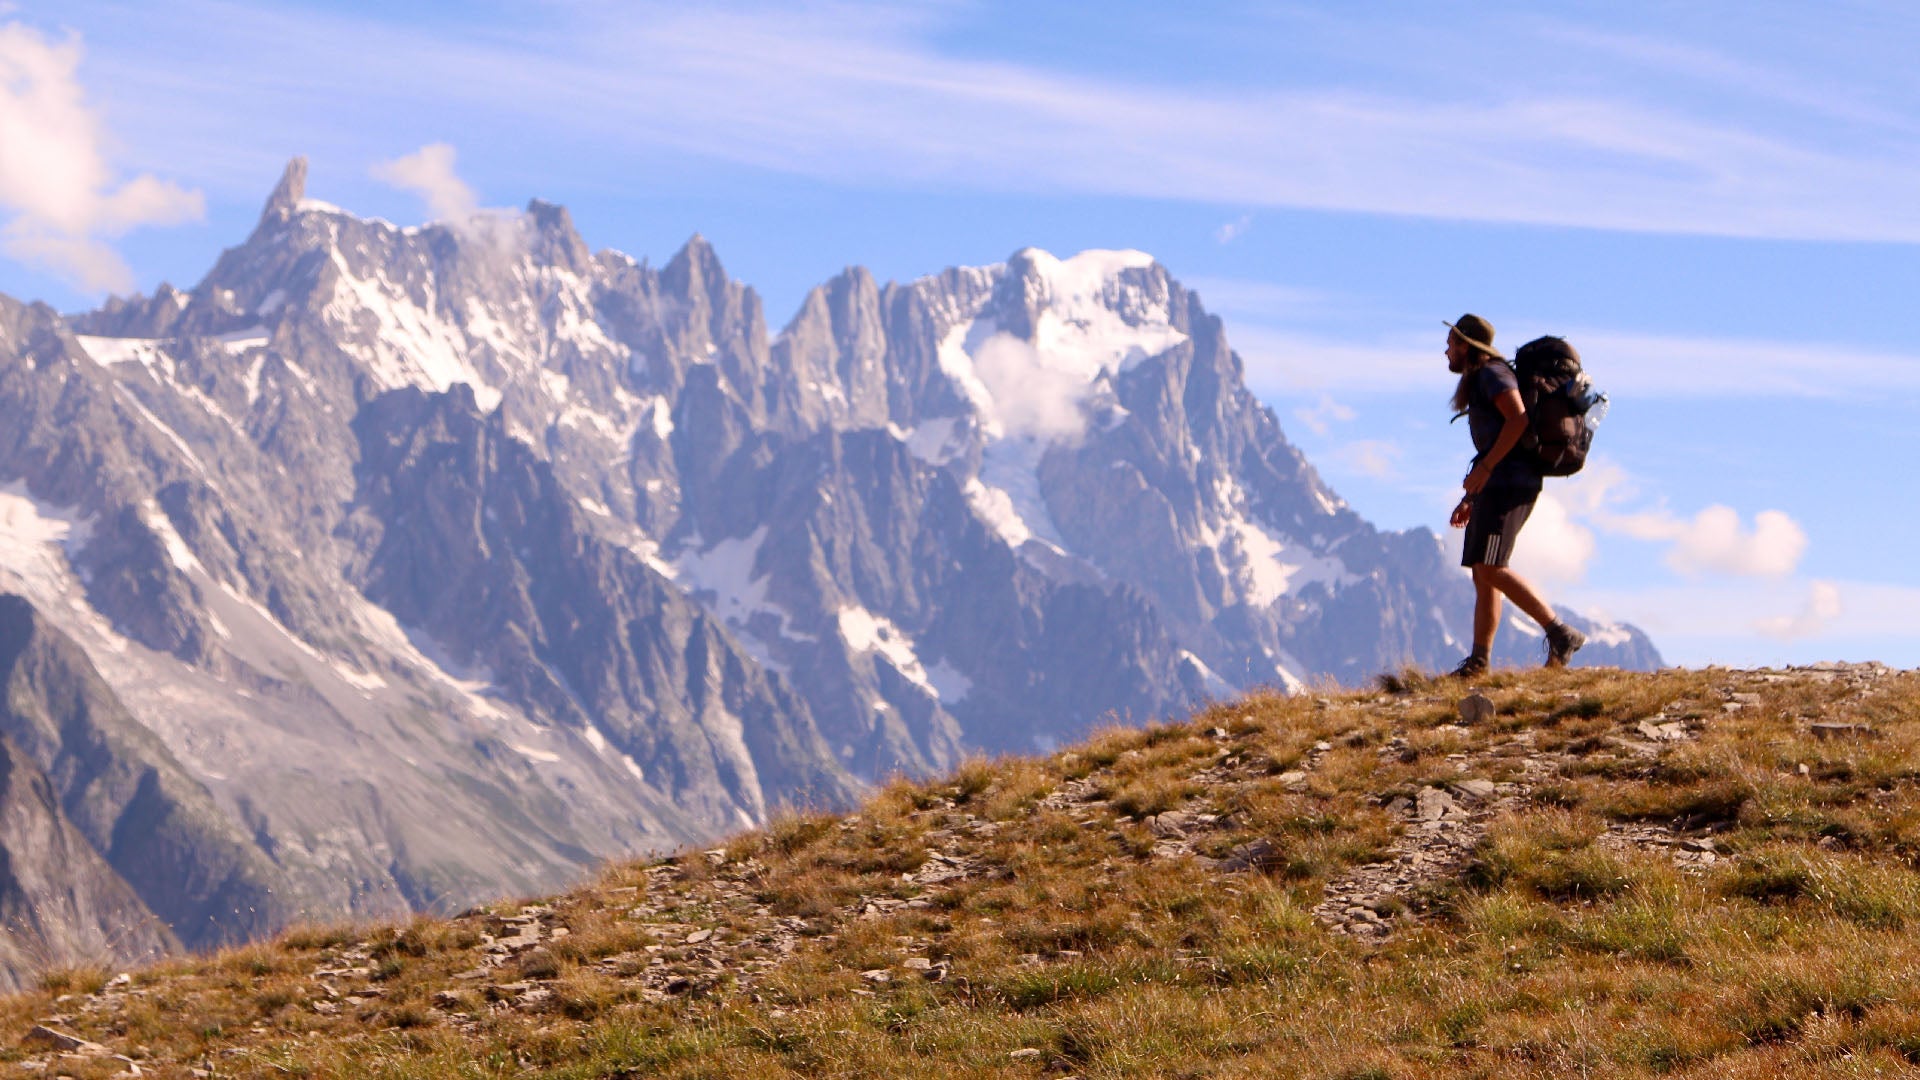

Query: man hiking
<box><xmin>1443</xmin><ymin>314</ymin><xmax>1584</xmax><ymax>678</ymax></box>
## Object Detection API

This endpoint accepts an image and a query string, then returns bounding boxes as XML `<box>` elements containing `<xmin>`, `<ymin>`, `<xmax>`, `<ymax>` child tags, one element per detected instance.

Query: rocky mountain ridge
<box><xmin>0</xmin><ymin>158</ymin><xmax>1658</xmax><ymax>978</ymax></box>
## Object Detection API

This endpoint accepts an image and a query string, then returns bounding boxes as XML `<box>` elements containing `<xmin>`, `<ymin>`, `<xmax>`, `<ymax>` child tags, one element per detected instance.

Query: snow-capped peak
<box><xmin>1012</xmin><ymin>247</ymin><xmax>1158</xmax><ymax>302</ymax></box>
<box><xmin>932</xmin><ymin>247</ymin><xmax>1188</xmax><ymax>441</ymax></box>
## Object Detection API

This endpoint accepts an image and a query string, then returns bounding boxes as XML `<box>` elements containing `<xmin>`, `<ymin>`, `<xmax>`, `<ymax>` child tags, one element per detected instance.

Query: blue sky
<box><xmin>2</xmin><ymin>1</ymin><xmax>1916</xmax><ymax>667</ymax></box>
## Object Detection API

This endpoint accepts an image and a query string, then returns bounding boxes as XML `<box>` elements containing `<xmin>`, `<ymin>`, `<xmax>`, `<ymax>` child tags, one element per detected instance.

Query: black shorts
<box><xmin>1461</xmin><ymin>484</ymin><xmax>1538</xmax><ymax>568</ymax></box>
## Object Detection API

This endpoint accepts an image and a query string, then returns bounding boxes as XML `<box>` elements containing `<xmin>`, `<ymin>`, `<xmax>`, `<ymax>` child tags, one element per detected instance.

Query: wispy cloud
<box><xmin>1292</xmin><ymin>393</ymin><xmax>1355</xmax><ymax>436</ymax></box>
<box><xmin>1537</xmin><ymin>22</ymin><xmax>1918</xmax><ymax>137</ymax></box>
<box><xmin>1213</xmin><ymin>214</ymin><xmax>1253</xmax><ymax>245</ymax></box>
<box><xmin>1569</xmin><ymin>577</ymin><xmax>1920</xmax><ymax>665</ymax></box>
<box><xmin>0</xmin><ymin>20</ymin><xmax>201</xmax><ymax>292</ymax></box>
<box><xmin>1225</xmin><ymin>321</ymin><xmax>1920</xmax><ymax>400</ymax></box>
<box><xmin>1577</xmin><ymin>330</ymin><xmax>1920</xmax><ymax>398</ymax></box>
<box><xmin>1226</xmin><ymin>325</ymin><xmax>1434</xmax><ymax>398</ymax></box>
<box><xmin>1183</xmin><ymin>277</ymin><xmax>1350</xmax><ymax>322</ymax></box>
<box><xmin>1755</xmin><ymin>580</ymin><xmax>1843</xmax><ymax>641</ymax></box>
<box><xmin>59</xmin><ymin>1</ymin><xmax>1920</xmax><ymax>244</ymax></box>
<box><xmin>1331</xmin><ymin>438</ymin><xmax>1401</xmax><ymax>481</ymax></box>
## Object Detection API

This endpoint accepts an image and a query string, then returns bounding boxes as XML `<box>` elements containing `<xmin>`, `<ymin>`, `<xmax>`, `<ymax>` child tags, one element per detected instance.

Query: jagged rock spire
<box><xmin>258</xmin><ymin>157</ymin><xmax>308</xmax><ymax>228</ymax></box>
<box><xmin>525</xmin><ymin>199</ymin><xmax>590</xmax><ymax>273</ymax></box>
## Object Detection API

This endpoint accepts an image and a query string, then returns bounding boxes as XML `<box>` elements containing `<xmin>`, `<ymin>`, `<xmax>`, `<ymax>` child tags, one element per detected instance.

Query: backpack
<box><xmin>1510</xmin><ymin>336</ymin><xmax>1606</xmax><ymax>476</ymax></box>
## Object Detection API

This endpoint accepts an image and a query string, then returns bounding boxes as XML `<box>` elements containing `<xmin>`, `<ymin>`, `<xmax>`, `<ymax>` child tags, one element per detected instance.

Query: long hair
<box><xmin>1449</xmin><ymin>349</ymin><xmax>1496</xmax><ymax>417</ymax></box>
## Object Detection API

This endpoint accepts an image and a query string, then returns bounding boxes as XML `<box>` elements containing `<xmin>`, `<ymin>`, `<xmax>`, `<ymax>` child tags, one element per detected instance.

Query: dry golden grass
<box><xmin>1</xmin><ymin>664</ymin><xmax>1917</xmax><ymax>1078</ymax></box>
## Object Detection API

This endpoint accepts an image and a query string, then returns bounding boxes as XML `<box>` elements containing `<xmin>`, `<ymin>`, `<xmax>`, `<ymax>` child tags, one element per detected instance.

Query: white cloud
<box><xmin>370</xmin><ymin>142</ymin><xmax>477</xmax><ymax>223</ymax></box>
<box><xmin>370</xmin><ymin>142</ymin><xmax>526</xmax><ymax>261</ymax></box>
<box><xmin>1671</xmin><ymin>508</ymin><xmax>1807</xmax><ymax>579</ymax></box>
<box><xmin>1557</xmin><ymin>458</ymin><xmax>1807</xmax><ymax>578</ymax></box>
<box><xmin>1509</xmin><ymin>491</ymin><xmax>1597</xmax><ymax>586</ymax></box>
<box><xmin>0</xmin><ymin>21</ymin><xmax>202</xmax><ymax>292</ymax></box>
<box><xmin>1755</xmin><ymin>580</ymin><xmax>1843</xmax><ymax>640</ymax></box>
<box><xmin>972</xmin><ymin>332</ymin><xmax>1088</xmax><ymax>441</ymax></box>
<box><xmin>1601</xmin><ymin>505</ymin><xmax>1807</xmax><ymax>579</ymax></box>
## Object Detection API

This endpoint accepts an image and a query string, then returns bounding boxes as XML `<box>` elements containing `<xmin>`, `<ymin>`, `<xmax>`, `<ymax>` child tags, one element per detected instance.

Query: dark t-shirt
<box><xmin>1465</xmin><ymin>361</ymin><xmax>1542</xmax><ymax>491</ymax></box>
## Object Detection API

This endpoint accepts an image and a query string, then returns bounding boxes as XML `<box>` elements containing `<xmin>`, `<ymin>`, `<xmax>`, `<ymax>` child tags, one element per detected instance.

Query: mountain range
<box><xmin>0</xmin><ymin>158</ymin><xmax>1658</xmax><ymax>986</ymax></box>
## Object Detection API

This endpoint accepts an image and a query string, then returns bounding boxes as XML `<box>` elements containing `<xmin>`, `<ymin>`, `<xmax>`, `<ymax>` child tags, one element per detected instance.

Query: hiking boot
<box><xmin>1447</xmin><ymin>654</ymin><xmax>1488</xmax><ymax>680</ymax></box>
<box><xmin>1546</xmin><ymin>624</ymin><xmax>1586</xmax><ymax>668</ymax></box>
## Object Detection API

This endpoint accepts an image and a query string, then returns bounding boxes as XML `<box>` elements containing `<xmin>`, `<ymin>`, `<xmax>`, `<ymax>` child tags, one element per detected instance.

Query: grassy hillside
<box><xmin>2</xmin><ymin>663</ymin><xmax>1916</xmax><ymax>1079</ymax></box>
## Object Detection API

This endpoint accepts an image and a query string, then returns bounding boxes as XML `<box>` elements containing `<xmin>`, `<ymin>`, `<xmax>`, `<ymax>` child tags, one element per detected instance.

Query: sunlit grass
<box><xmin>0</xmin><ymin>665</ymin><xmax>1914</xmax><ymax>1078</ymax></box>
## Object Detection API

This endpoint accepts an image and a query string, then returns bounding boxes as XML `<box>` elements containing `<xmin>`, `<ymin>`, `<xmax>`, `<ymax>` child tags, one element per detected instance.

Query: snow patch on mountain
<box><xmin>645</xmin><ymin>397</ymin><xmax>674</xmax><ymax>440</ymax></box>
<box><xmin>75</xmin><ymin>335</ymin><xmax>173</xmax><ymax>377</ymax></box>
<box><xmin>1195</xmin><ymin>473</ymin><xmax>1356</xmax><ymax>607</ymax></box>
<box><xmin>460</xmin><ymin>297</ymin><xmax>535</xmax><ymax>371</ymax></box>
<box><xmin>323</xmin><ymin>252</ymin><xmax>501</xmax><ymax>410</ymax></box>
<box><xmin>1216</xmin><ymin>516</ymin><xmax>1355</xmax><ymax>608</ymax></box>
<box><xmin>1585</xmin><ymin>617</ymin><xmax>1635</xmax><ymax>648</ymax></box>
<box><xmin>1177</xmin><ymin>650</ymin><xmax>1237</xmax><ymax>699</ymax></box>
<box><xmin>963</xmin><ymin>477</ymin><xmax>1038</xmax><ymax>551</ymax></box>
<box><xmin>977</xmin><ymin>436</ymin><xmax>1068</xmax><ymax>553</ymax></box>
<box><xmin>924</xmin><ymin>248</ymin><xmax>1205</xmax><ymax>561</ymax></box>
<box><xmin>580</xmin><ymin>724</ymin><xmax>649</xmax><ymax>783</ymax></box>
<box><xmin>548</xmin><ymin>281</ymin><xmax>620</xmax><ymax>358</ymax></box>
<box><xmin>339</xmin><ymin>599</ymin><xmax>517</xmax><ymax>726</ymax></box>
<box><xmin>673</xmin><ymin>528</ymin><xmax>772</xmax><ymax>626</ymax></box>
<box><xmin>138</xmin><ymin>502</ymin><xmax>201</xmax><ymax>573</ymax></box>
<box><xmin>1017</xmin><ymin>248</ymin><xmax>1187</xmax><ymax>376</ymax></box>
<box><xmin>1506</xmin><ymin>611</ymin><xmax>1546</xmax><ymax>638</ymax></box>
<box><xmin>934</xmin><ymin>251</ymin><xmax>1185</xmax><ymax>446</ymax></box>
<box><xmin>215</xmin><ymin>327</ymin><xmax>269</xmax><ymax>355</ymax></box>
<box><xmin>671</xmin><ymin>528</ymin><xmax>820</xmax><ymax>673</ymax></box>
<box><xmin>836</xmin><ymin>606</ymin><xmax>936</xmax><ymax>696</ymax></box>
<box><xmin>0</xmin><ymin>482</ymin><xmax>94</xmax><ymax>594</ymax></box>
<box><xmin>623</xmin><ymin>534</ymin><xmax>675</xmax><ymax>579</ymax></box>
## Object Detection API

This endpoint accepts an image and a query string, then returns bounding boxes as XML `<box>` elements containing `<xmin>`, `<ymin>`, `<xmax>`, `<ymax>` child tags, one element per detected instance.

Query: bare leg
<box><xmin>1476</xmin><ymin>564</ymin><xmax>1556</xmax><ymax>629</ymax></box>
<box><xmin>1471</xmin><ymin>566</ymin><xmax>1504</xmax><ymax>654</ymax></box>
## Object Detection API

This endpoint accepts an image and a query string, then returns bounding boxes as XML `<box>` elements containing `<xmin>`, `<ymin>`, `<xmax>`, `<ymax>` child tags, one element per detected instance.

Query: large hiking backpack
<box><xmin>1511</xmin><ymin>336</ymin><xmax>1606</xmax><ymax>477</ymax></box>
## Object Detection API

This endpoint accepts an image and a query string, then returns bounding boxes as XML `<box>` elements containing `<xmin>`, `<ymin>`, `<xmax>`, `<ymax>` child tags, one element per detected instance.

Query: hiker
<box><xmin>1442</xmin><ymin>314</ymin><xmax>1584</xmax><ymax>678</ymax></box>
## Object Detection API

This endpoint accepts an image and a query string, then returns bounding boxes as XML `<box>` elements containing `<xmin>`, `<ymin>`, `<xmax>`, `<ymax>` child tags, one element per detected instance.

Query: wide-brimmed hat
<box><xmin>1444</xmin><ymin>314</ymin><xmax>1503</xmax><ymax>360</ymax></box>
